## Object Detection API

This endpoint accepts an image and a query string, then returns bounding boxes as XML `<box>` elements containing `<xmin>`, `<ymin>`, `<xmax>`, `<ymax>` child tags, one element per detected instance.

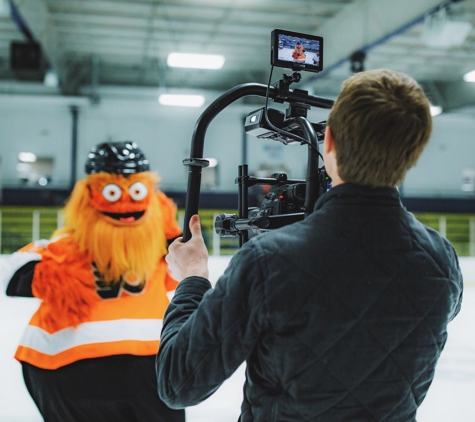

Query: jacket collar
<box><xmin>314</xmin><ymin>183</ymin><xmax>402</xmax><ymax>211</ymax></box>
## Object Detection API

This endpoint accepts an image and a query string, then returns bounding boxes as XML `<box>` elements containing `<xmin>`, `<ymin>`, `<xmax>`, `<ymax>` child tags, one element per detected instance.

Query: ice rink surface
<box><xmin>1</xmin><ymin>255</ymin><xmax>474</xmax><ymax>422</ymax></box>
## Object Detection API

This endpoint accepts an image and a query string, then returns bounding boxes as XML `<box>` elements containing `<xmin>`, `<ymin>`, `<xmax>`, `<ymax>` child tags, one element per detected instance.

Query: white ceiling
<box><xmin>1</xmin><ymin>0</ymin><xmax>475</xmax><ymax>111</ymax></box>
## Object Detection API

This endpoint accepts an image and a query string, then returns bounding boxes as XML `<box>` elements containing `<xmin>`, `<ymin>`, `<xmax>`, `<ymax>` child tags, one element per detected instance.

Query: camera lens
<box><xmin>287</xmin><ymin>183</ymin><xmax>306</xmax><ymax>202</ymax></box>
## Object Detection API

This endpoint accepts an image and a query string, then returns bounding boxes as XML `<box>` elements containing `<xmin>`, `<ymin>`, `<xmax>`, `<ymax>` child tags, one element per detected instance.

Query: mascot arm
<box><xmin>156</xmin><ymin>191</ymin><xmax>182</xmax><ymax>241</ymax></box>
<box><xmin>155</xmin><ymin>191</ymin><xmax>181</xmax><ymax>295</ymax></box>
<box><xmin>31</xmin><ymin>238</ymin><xmax>99</xmax><ymax>331</ymax></box>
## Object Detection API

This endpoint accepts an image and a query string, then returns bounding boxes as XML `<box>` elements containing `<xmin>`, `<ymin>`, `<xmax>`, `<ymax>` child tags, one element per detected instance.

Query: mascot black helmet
<box><xmin>85</xmin><ymin>141</ymin><xmax>150</xmax><ymax>175</ymax></box>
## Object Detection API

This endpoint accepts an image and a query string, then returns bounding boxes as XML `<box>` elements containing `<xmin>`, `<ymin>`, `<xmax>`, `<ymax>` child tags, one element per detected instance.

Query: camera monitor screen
<box><xmin>271</xmin><ymin>29</ymin><xmax>323</xmax><ymax>73</ymax></box>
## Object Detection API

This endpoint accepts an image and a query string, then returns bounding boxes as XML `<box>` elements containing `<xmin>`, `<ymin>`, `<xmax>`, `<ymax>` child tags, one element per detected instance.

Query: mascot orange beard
<box><xmin>55</xmin><ymin>171</ymin><xmax>166</xmax><ymax>287</ymax></box>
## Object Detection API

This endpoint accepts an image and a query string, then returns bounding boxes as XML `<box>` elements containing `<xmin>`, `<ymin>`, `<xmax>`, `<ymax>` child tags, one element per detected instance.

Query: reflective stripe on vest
<box><xmin>18</xmin><ymin>318</ymin><xmax>163</xmax><ymax>355</ymax></box>
<box><xmin>15</xmin><ymin>318</ymin><xmax>163</xmax><ymax>369</ymax></box>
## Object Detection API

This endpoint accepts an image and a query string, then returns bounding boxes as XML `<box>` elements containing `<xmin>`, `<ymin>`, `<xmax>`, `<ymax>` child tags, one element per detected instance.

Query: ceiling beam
<box><xmin>304</xmin><ymin>0</ymin><xmax>447</xmax><ymax>85</ymax></box>
<box><xmin>11</xmin><ymin>0</ymin><xmax>76</xmax><ymax>94</ymax></box>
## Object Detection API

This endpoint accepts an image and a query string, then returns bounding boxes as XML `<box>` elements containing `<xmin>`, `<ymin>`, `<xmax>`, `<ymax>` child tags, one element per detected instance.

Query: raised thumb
<box><xmin>189</xmin><ymin>214</ymin><xmax>202</xmax><ymax>237</ymax></box>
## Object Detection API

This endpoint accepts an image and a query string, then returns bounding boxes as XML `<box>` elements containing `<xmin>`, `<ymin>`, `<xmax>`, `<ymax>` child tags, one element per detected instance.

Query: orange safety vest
<box><xmin>12</xmin><ymin>194</ymin><xmax>181</xmax><ymax>370</ymax></box>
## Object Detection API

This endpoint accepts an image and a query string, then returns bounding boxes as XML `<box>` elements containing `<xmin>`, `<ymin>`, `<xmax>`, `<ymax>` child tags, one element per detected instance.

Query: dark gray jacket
<box><xmin>157</xmin><ymin>183</ymin><xmax>463</xmax><ymax>421</ymax></box>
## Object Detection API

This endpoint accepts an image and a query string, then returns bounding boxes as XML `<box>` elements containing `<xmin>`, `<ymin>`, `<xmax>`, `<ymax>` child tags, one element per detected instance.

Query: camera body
<box><xmin>261</xmin><ymin>174</ymin><xmax>307</xmax><ymax>215</ymax></box>
<box><xmin>215</xmin><ymin>173</ymin><xmax>307</xmax><ymax>239</ymax></box>
<box><xmin>214</xmin><ymin>169</ymin><xmax>331</xmax><ymax>240</ymax></box>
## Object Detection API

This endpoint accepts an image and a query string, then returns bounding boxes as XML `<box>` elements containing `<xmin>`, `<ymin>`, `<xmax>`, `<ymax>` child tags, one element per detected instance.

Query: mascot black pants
<box><xmin>22</xmin><ymin>354</ymin><xmax>185</xmax><ymax>422</ymax></box>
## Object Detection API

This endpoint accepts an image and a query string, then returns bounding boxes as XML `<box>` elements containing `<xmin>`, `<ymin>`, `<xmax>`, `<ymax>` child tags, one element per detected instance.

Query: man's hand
<box><xmin>166</xmin><ymin>215</ymin><xmax>209</xmax><ymax>281</ymax></box>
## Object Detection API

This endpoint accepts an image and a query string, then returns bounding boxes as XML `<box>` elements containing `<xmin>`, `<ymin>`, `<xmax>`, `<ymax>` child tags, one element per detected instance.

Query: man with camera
<box><xmin>158</xmin><ymin>68</ymin><xmax>463</xmax><ymax>421</ymax></box>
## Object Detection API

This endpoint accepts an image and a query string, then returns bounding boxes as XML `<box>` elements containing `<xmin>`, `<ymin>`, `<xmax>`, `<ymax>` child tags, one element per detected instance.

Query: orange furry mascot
<box><xmin>4</xmin><ymin>142</ymin><xmax>185</xmax><ymax>422</ymax></box>
<box><xmin>292</xmin><ymin>41</ymin><xmax>306</xmax><ymax>62</ymax></box>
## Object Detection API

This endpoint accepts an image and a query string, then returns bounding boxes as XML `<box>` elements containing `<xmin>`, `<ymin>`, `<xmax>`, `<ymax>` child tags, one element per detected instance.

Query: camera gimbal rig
<box><xmin>182</xmin><ymin>71</ymin><xmax>334</xmax><ymax>245</ymax></box>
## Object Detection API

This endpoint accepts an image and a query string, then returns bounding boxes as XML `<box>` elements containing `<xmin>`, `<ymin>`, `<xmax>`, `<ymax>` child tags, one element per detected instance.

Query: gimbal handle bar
<box><xmin>294</xmin><ymin>116</ymin><xmax>320</xmax><ymax>216</ymax></box>
<box><xmin>182</xmin><ymin>82</ymin><xmax>333</xmax><ymax>241</ymax></box>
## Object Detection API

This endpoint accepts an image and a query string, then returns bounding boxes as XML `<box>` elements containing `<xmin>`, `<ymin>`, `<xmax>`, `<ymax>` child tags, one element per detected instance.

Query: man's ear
<box><xmin>323</xmin><ymin>126</ymin><xmax>335</xmax><ymax>155</ymax></box>
<box><xmin>322</xmin><ymin>125</ymin><xmax>343</xmax><ymax>186</ymax></box>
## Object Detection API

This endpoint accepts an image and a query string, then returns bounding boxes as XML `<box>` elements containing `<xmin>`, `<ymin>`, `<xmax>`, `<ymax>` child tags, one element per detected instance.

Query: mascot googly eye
<box><xmin>129</xmin><ymin>182</ymin><xmax>148</xmax><ymax>200</ymax></box>
<box><xmin>102</xmin><ymin>184</ymin><xmax>122</xmax><ymax>202</ymax></box>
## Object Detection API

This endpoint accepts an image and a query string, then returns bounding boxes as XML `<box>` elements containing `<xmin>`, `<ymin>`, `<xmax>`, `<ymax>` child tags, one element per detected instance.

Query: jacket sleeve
<box><xmin>156</xmin><ymin>240</ymin><xmax>268</xmax><ymax>408</ymax></box>
<box><xmin>446</xmin><ymin>241</ymin><xmax>464</xmax><ymax>322</ymax></box>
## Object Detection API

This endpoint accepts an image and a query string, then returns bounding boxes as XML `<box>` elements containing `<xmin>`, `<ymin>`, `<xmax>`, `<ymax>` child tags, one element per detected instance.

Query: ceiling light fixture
<box><xmin>463</xmin><ymin>70</ymin><xmax>475</xmax><ymax>82</ymax></box>
<box><xmin>18</xmin><ymin>152</ymin><xmax>37</xmax><ymax>162</ymax></box>
<box><xmin>430</xmin><ymin>105</ymin><xmax>443</xmax><ymax>117</ymax></box>
<box><xmin>158</xmin><ymin>94</ymin><xmax>205</xmax><ymax>107</ymax></box>
<box><xmin>44</xmin><ymin>70</ymin><xmax>59</xmax><ymax>88</ymax></box>
<box><xmin>167</xmin><ymin>53</ymin><xmax>225</xmax><ymax>69</ymax></box>
<box><xmin>206</xmin><ymin>158</ymin><xmax>219</xmax><ymax>168</ymax></box>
